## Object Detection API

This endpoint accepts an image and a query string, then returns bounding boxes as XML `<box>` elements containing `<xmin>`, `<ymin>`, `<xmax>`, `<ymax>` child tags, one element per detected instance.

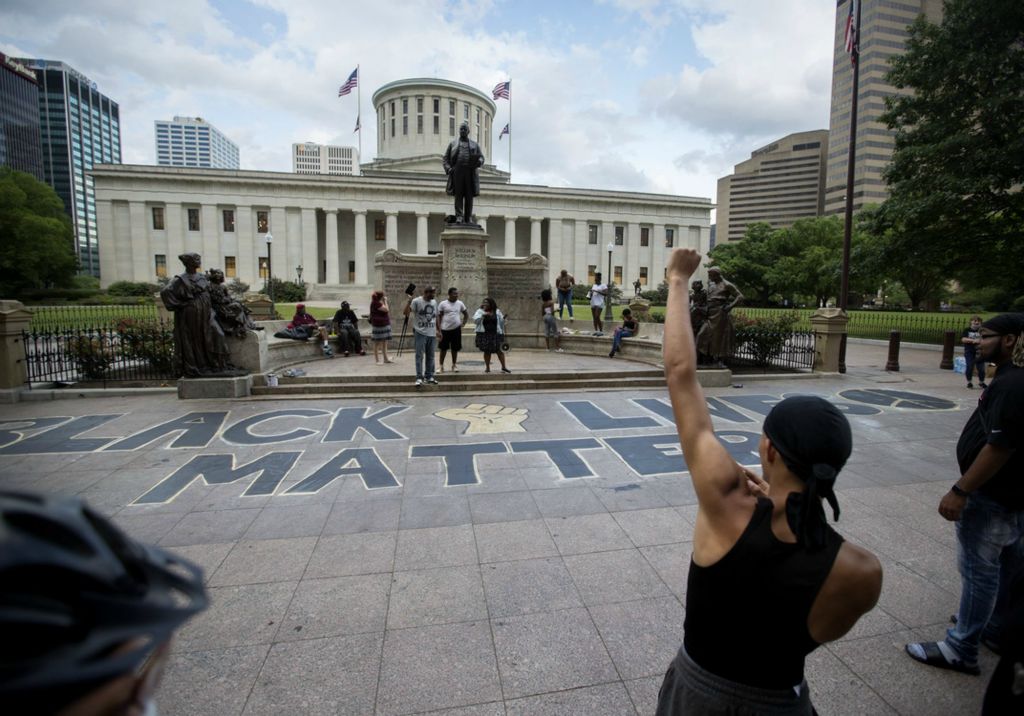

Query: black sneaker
<box><xmin>979</xmin><ymin>382</ymin><xmax>988</xmax><ymax>389</ymax></box>
<box><xmin>967</xmin><ymin>382</ymin><xmax>974</xmax><ymax>389</ymax></box>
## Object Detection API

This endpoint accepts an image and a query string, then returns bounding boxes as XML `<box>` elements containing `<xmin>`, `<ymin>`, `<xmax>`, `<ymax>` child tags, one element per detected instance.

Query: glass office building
<box><xmin>20</xmin><ymin>59</ymin><xmax>121</xmax><ymax>277</ymax></box>
<box><xmin>155</xmin><ymin>116</ymin><xmax>240</xmax><ymax>169</ymax></box>
<box><xmin>0</xmin><ymin>52</ymin><xmax>44</xmax><ymax>180</ymax></box>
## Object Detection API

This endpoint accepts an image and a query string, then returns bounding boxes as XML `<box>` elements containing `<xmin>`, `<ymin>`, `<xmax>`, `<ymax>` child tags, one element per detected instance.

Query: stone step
<box><xmin>251</xmin><ymin>374</ymin><xmax>667</xmax><ymax>397</ymax></box>
<box><xmin>254</xmin><ymin>368</ymin><xmax>664</xmax><ymax>386</ymax></box>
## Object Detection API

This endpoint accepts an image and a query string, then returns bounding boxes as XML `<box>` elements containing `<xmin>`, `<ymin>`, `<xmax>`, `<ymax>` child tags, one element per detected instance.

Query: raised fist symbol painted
<box><xmin>435</xmin><ymin>403</ymin><xmax>529</xmax><ymax>434</ymax></box>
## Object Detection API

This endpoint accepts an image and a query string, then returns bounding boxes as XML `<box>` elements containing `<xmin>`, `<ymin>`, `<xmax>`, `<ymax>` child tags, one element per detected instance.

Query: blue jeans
<box><xmin>965</xmin><ymin>351</ymin><xmax>985</xmax><ymax>384</ymax></box>
<box><xmin>612</xmin><ymin>328</ymin><xmax>634</xmax><ymax>352</ymax></box>
<box><xmin>557</xmin><ymin>290</ymin><xmax>573</xmax><ymax>318</ymax></box>
<box><xmin>414</xmin><ymin>333</ymin><xmax>436</xmax><ymax>380</ymax></box>
<box><xmin>946</xmin><ymin>492</ymin><xmax>1024</xmax><ymax>663</ymax></box>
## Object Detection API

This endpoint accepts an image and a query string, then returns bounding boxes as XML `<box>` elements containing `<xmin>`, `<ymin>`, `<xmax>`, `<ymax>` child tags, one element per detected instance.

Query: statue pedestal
<box><xmin>810</xmin><ymin>308</ymin><xmax>848</xmax><ymax>372</ymax></box>
<box><xmin>177</xmin><ymin>375</ymin><xmax>252</xmax><ymax>399</ymax></box>
<box><xmin>441</xmin><ymin>227</ymin><xmax>489</xmax><ymax>309</ymax></box>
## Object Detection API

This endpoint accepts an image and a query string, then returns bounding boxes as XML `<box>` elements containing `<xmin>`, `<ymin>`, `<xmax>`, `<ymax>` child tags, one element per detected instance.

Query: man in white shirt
<box><xmin>404</xmin><ymin>286</ymin><xmax>438</xmax><ymax>386</ymax></box>
<box><xmin>589</xmin><ymin>272</ymin><xmax>608</xmax><ymax>334</ymax></box>
<box><xmin>437</xmin><ymin>287</ymin><xmax>469</xmax><ymax>372</ymax></box>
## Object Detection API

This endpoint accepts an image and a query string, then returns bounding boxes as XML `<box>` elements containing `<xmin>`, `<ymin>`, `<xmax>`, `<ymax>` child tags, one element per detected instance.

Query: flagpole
<box><xmin>508</xmin><ymin>77</ymin><xmax>512</xmax><ymax>180</ymax></box>
<box><xmin>839</xmin><ymin>0</ymin><xmax>860</xmax><ymax>373</ymax></box>
<box><xmin>356</xmin><ymin>64</ymin><xmax>362</xmax><ymax>175</ymax></box>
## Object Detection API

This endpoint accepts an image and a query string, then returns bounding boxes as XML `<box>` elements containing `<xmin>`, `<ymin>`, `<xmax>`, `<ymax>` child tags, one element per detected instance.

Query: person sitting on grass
<box><xmin>290</xmin><ymin>303</ymin><xmax>332</xmax><ymax>356</ymax></box>
<box><xmin>609</xmin><ymin>308</ymin><xmax>639</xmax><ymax>358</ymax></box>
<box><xmin>332</xmin><ymin>300</ymin><xmax>365</xmax><ymax>357</ymax></box>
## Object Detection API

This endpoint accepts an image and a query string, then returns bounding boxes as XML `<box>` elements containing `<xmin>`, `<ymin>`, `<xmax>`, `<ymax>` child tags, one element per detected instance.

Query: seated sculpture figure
<box><xmin>207</xmin><ymin>268</ymin><xmax>260</xmax><ymax>337</ymax></box>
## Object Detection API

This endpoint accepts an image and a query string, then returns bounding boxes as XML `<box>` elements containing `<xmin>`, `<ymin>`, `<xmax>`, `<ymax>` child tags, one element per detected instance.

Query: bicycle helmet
<box><xmin>0</xmin><ymin>491</ymin><xmax>208</xmax><ymax>711</ymax></box>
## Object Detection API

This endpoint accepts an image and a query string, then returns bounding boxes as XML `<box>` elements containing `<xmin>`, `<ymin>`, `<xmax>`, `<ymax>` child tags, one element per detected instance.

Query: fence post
<box><xmin>809</xmin><ymin>307</ymin><xmax>848</xmax><ymax>372</ymax></box>
<box><xmin>0</xmin><ymin>300</ymin><xmax>33</xmax><ymax>402</ymax></box>
<box><xmin>940</xmin><ymin>329</ymin><xmax>955</xmax><ymax>370</ymax></box>
<box><xmin>885</xmin><ymin>330</ymin><xmax>901</xmax><ymax>372</ymax></box>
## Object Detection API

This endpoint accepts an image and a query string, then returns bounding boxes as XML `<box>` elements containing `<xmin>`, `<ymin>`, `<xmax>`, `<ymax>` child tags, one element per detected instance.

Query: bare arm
<box><xmin>663</xmin><ymin>250</ymin><xmax>744</xmax><ymax>518</ymax></box>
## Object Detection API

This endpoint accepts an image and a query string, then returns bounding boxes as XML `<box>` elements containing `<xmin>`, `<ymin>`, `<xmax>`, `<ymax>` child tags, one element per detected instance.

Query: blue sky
<box><xmin>1</xmin><ymin>0</ymin><xmax>837</xmax><ymax>205</ymax></box>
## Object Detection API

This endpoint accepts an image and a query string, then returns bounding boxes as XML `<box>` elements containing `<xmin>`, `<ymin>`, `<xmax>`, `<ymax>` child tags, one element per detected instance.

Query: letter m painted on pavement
<box><xmin>132</xmin><ymin>452</ymin><xmax>301</xmax><ymax>504</ymax></box>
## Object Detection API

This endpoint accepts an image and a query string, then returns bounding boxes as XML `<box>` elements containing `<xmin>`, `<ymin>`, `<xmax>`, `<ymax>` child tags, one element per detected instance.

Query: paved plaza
<box><xmin>0</xmin><ymin>343</ymin><xmax>997</xmax><ymax>714</ymax></box>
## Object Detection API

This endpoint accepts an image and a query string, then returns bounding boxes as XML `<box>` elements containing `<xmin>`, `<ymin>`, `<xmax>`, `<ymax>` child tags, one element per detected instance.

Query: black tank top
<box><xmin>683</xmin><ymin>497</ymin><xmax>844</xmax><ymax>689</ymax></box>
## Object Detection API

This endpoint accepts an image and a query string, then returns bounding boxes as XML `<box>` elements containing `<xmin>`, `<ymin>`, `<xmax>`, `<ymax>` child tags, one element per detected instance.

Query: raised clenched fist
<box><xmin>435</xmin><ymin>403</ymin><xmax>529</xmax><ymax>434</ymax></box>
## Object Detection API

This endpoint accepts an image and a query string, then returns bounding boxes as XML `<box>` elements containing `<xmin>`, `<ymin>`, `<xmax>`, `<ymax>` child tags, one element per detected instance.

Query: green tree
<box><xmin>857</xmin><ymin>205</ymin><xmax>949</xmax><ymax>309</ymax></box>
<box><xmin>880</xmin><ymin>0</ymin><xmax>1024</xmax><ymax>307</ymax></box>
<box><xmin>707</xmin><ymin>223</ymin><xmax>780</xmax><ymax>305</ymax></box>
<box><xmin>0</xmin><ymin>167</ymin><xmax>78</xmax><ymax>296</ymax></box>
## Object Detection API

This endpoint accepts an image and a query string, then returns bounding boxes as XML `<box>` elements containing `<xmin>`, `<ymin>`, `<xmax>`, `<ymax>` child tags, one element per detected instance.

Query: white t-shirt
<box><xmin>437</xmin><ymin>299</ymin><xmax>467</xmax><ymax>331</ymax></box>
<box><xmin>590</xmin><ymin>283</ymin><xmax>607</xmax><ymax>308</ymax></box>
<box><xmin>410</xmin><ymin>297</ymin><xmax>438</xmax><ymax>336</ymax></box>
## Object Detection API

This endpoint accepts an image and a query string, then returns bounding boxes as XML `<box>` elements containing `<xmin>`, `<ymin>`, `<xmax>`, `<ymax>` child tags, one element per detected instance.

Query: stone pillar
<box><xmin>325</xmin><ymin>209</ymin><xmax>339</xmax><ymax>284</ymax></box>
<box><xmin>270</xmin><ymin>207</ymin><xmax>287</xmax><ymax>282</ymax></box>
<box><xmin>653</xmin><ymin>223</ymin><xmax>666</xmax><ymax>287</ymax></box>
<box><xmin>626</xmin><ymin>222</ymin><xmax>640</xmax><ymax>290</ymax></box>
<box><xmin>504</xmin><ymin>216</ymin><xmax>517</xmax><ymax>257</ymax></box>
<box><xmin>809</xmin><ymin>308</ymin><xmax>848</xmax><ymax>373</ymax></box>
<box><xmin>530</xmin><ymin>217</ymin><xmax>542</xmax><ymax>256</ymax></box>
<box><xmin>236</xmin><ymin>206</ymin><xmax>254</xmax><ymax>284</ymax></box>
<box><xmin>0</xmin><ymin>301</ymin><xmax>32</xmax><ymax>401</ymax></box>
<box><xmin>201</xmin><ymin>204</ymin><xmax>219</xmax><ymax>272</ymax></box>
<box><xmin>416</xmin><ymin>213</ymin><xmax>429</xmax><ymax>255</ymax></box>
<box><xmin>441</xmin><ymin>228</ymin><xmax>489</xmax><ymax>311</ymax></box>
<box><xmin>478</xmin><ymin>216</ymin><xmax>488</xmax><ymax>232</ymax></box>
<box><xmin>300</xmin><ymin>208</ymin><xmax>317</xmax><ymax>284</ymax></box>
<box><xmin>165</xmin><ymin>202</ymin><xmax>184</xmax><ymax>275</ymax></box>
<box><xmin>96</xmin><ymin>199</ymin><xmax>118</xmax><ymax>285</ymax></box>
<box><xmin>385</xmin><ymin>211</ymin><xmax>398</xmax><ymax>251</ymax></box>
<box><xmin>354</xmin><ymin>210</ymin><xmax>369</xmax><ymax>285</ymax></box>
<box><xmin>574</xmin><ymin>219</ymin><xmax>588</xmax><ymax>280</ymax></box>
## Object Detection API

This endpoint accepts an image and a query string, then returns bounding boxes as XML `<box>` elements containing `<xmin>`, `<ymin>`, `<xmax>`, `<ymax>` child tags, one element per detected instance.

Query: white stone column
<box><xmin>165</xmin><ymin>203</ymin><xmax>185</xmax><ymax>276</ymax></box>
<box><xmin>325</xmin><ymin>209</ymin><xmax>339</xmax><ymax>284</ymax></box>
<box><xmin>300</xmin><ymin>208</ymin><xmax>317</xmax><ymax>284</ymax></box>
<box><xmin>530</xmin><ymin>217</ymin><xmax>542</xmax><ymax>256</ymax></box>
<box><xmin>504</xmin><ymin>216</ymin><xmax>517</xmax><ymax>257</ymax></box>
<box><xmin>97</xmin><ymin>199</ymin><xmax>117</xmax><ymax>285</ymax></box>
<box><xmin>385</xmin><ymin>211</ymin><xmax>398</xmax><ymax>251</ymax></box>
<box><xmin>127</xmin><ymin>201</ymin><xmax>146</xmax><ymax>281</ymax></box>
<box><xmin>354</xmin><ymin>210</ymin><xmax>368</xmax><ymax>284</ymax></box>
<box><xmin>574</xmin><ymin>219</ymin><xmax>588</xmax><ymax>279</ymax></box>
<box><xmin>416</xmin><ymin>213</ymin><xmax>429</xmax><ymax>255</ymax></box>
<box><xmin>601</xmin><ymin>221</ymin><xmax>615</xmax><ymax>284</ymax></box>
<box><xmin>236</xmin><ymin>207</ymin><xmax>254</xmax><ymax>284</ymax></box>
<box><xmin>547</xmin><ymin>219</ymin><xmax>565</xmax><ymax>284</ymax></box>
<box><xmin>652</xmin><ymin>223</ymin><xmax>666</xmax><ymax>287</ymax></box>
<box><xmin>201</xmin><ymin>204</ymin><xmax>219</xmax><ymax>272</ymax></box>
<box><xmin>626</xmin><ymin>222</ymin><xmax>640</xmax><ymax>292</ymax></box>
<box><xmin>270</xmin><ymin>206</ymin><xmax>287</xmax><ymax>282</ymax></box>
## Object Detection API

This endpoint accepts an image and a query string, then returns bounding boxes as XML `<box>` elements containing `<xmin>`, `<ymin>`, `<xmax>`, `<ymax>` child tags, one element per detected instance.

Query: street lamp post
<box><xmin>605</xmin><ymin>242</ymin><xmax>614</xmax><ymax>323</ymax></box>
<box><xmin>265</xmin><ymin>232</ymin><xmax>274</xmax><ymax>304</ymax></box>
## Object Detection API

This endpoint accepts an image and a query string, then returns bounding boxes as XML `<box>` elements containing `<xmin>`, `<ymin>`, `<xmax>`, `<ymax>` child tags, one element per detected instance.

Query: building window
<box><xmin>403</xmin><ymin>116</ymin><xmax>408</xmax><ymax>135</ymax></box>
<box><xmin>222</xmin><ymin>209</ymin><xmax>235</xmax><ymax>232</ymax></box>
<box><xmin>464</xmin><ymin>103</ymin><xmax>469</xmax><ymax>120</ymax></box>
<box><xmin>417</xmin><ymin>115</ymin><xmax>423</xmax><ymax>134</ymax></box>
<box><xmin>434</xmin><ymin>116</ymin><xmax>440</xmax><ymax>134</ymax></box>
<box><xmin>640</xmin><ymin>227</ymin><xmax>650</xmax><ymax>247</ymax></box>
<box><xmin>402</xmin><ymin>98</ymin><xmax>408</xmax><ymax>114</ymax></box>
<box><xmin>614</xmin><ymin>226</ymin><xmax>624</xmax><ymax>246</ymax></box>
<box><xmin>449</xmin><ymin>117</ymin><xmax>455</xmax><ymax>135</ymax></box>
<box><xmin>187</xmin><ymin>208</ymin><xmax>200</xmax><ymax>231</ymax></box>
<box><xmin>256</xmin><ymin>211</ymin><xmax>269</xmax><ymax>233</ymax></box>
<box><xmin>665</xmin><ymin>228</ymin><xmax>675</xmax><ymax>248</ymax></box>
<box><xmin>348</xmin><ymin>260</ymin><xmax>356</xmax><ymax>283</ymax></box>
<box><xmin>225</xmin><ymin>256</ymin><xmax>236</xmax><ymax>278</ymax></box>
<box><xmin>258</xmin><ymin>256</ymin><xmax>268</xmax><ymax>279</ymax></box>
<box><xmin>588</xmin><ymin>265</ymin><xmax>597</xmax><ymax>284</ymax></box>
<box><xmin>433</xmin><ymin>98</ymin><xmax>440</xmax><ymax>113</ymax></box>
<box><xmin>588</xmin><ymin>225</ymin><xmax>598</xmax><ymax>245</ymax></box>
<box><xmin>614</xmin><ymin>266</ymin><xmax>623</xmax><ymax>284</ymax></box>
<box><xmin>640</xmin><ymin>267</ymin><xmax>648</xmax><ymax>285</ymax></box>
<box><xmin>391</xmin><ymin>117</ymin><xmax>395</xmax><ymax>137</ymax></box>
<box><xmin>151</xmin><ymin>207</ymin><xmax>164</xmax><ymax>230</ymax></box>
<box><xmin>154</xmin><ymin>254</ymin><xmax>166</xmax><ymax>277</ymax></box>
<box><xmin>374</xmin><ymin>219</ymin><xmax>386</xmax><ymax>241</ymax></box>
<box><xmin>417</xmin><ymin>97</ymin><xmax>423</xmax><ymax>113</ymax></box>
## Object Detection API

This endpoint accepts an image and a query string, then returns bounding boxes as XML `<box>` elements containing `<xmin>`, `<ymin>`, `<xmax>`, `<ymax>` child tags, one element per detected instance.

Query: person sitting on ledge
<box><xmin>332</xmin><ymin>300</ymin><xmax>365</xmax><ymax>357</ymax></box>
<box><xmin>289</xmin><ymin>304</ymin><xmax>332</xmax><ymax>357</ymax></box>
<box><xmin>609</xmin><ymin>308</ymin><xmax>638</xmax><ymax>358</ymax></box>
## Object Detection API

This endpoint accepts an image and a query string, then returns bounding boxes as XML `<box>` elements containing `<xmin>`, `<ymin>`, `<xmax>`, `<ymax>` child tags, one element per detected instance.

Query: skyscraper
<box><xmin>155</xmin><ymin>116</ymin><xmax>240</xmax><ymax>169</ymax></box>
<box><xmin>292</xmin><ymin>142</ymin><xmax>359</xmax><ymax>175</ymax></box>
<box><xmin>716</xmin><ymin>130</ymin><xmax>829</xmax><ymax>243</ymax></box>
<box><xmin>0</xmin><ymin>52</ymin><xmax>44</xmax><ymax>180</ymax></box>
<box><xmin>824</xmin><ymin>0</ymin><xmax>943</xmax><ymax>216</ymax></box>
<box><xmin>20</xmin><ymin>58</ymin><xmax>121</xmax><ymax>277</ymax></box>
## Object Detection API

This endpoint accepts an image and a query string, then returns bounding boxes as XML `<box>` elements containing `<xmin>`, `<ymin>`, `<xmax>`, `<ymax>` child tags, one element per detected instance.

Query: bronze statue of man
<box><xmin>442</xmin><ymin>121</ymin><xmax>484</xmax><ymax>225</ymax></box>
<box><xmin>696</xmin><ymin>267</ymin><xmax>743</xmax><ymax>368</ymax></box>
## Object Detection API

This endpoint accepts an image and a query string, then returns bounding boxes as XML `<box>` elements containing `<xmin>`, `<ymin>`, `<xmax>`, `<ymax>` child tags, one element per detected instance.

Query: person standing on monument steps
<box><xmin>437</xmin><ymin>287</ymin><xmax>468</xmax><ymax>372</ymax></box>
<box><xmin>404</xmin><ymin>286</ymin><xmax>438</xmax><ymax>387</ymax></box>
<box><xmin>443</xmin><ymin>121</ymin><xmax>484</xmax><ymax>224</ymax></box>
<box><xmin>655</xmin><ymin>248</ymin><xmax>882</xmax><ymax>715</ymax></box>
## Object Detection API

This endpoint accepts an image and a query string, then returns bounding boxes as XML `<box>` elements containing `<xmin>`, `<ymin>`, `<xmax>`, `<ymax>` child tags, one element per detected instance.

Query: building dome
<box><xmin>367</xmin><ymin>78</ymin><xmax>503</xmax><ymax>178</ymax></box>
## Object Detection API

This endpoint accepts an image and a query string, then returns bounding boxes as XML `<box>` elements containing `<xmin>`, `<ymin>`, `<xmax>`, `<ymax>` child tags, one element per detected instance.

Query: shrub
<box><xmin>640</xmin><ymin>281</ymin><xmax>669</xmax><ymax>305</ymax></box>
<box><xmin>107</xmin><ymin>280</ymin><xmax>160</xmax><ymax>297</ymax></box>
<box><xmin>734</xmin><ymin>312</ymin><xmax>800</xmax><ymax>367</ymax></box>
<box><xmin>648</xmin><ymin>311</ymin><xmax>665</xmax><ymax>323</ymax></box>
<box><xmin>116</xmin><ymin>319</ymin><xmax>175</xmax><ymax>374</ymax></box>
<box><xmin>265</xmin><ymin>278</ymin><xmax>306</xmax><ymax>303</ymax></box>
<box><xmin>227</xmin><ymin>278</ymin><xmax>250</xmax><ymax>298</ymax></box>
<box><xmin>65</xmin><ymin>333</ymin><xmax>114</xmax><ymax>380</ymax></box>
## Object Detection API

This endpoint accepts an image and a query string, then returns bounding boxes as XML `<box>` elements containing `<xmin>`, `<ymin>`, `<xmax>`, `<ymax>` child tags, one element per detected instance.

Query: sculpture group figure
<box><xmin>442</xmin><ymin>121</ymin><xmax>484</xmax><ymax>226</ymax></box>
<box><xmin>695</xmin><ymin>267</ymin><xmax>743</xmax><ymax>367</ymax></box>
<box><xmin>159</xmin><ymin>253</ymin><xmax>250</xmax><ymax>378</ymax></box>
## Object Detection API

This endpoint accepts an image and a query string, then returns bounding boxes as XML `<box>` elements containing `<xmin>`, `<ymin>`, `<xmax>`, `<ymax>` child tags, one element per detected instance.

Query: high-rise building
<box><xmin>19</xmin><ymin>58</ymin><xmax>121</xmax><ymax>277</ymax></box>
<box><xmin>292</xmin><ymin>142</ymin><xmax>359</xmax><ymax>175</ymax></box>
<box><xmin>825</xmin><ymin>0</ymin><xmax>943</xmax><ymax>215</ymax></box>
<box><xmin>716</xmin><ymin>130</ymin><xmax>829</xmax><ymax>243</ymax></box>
<box><xmin>155</xmin><ymin>116</ymin><xmax>240</xmax><ymax>169</ymax></box>
<box><xmin>0</xmin><ymin>52</ymin><xmax>44</xmax><ymax>180</ymax></box>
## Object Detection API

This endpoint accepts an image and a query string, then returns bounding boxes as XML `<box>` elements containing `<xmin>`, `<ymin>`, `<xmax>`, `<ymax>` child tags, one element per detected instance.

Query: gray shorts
<box><xmin>543</xmin><ymin>314</ymin><xmax>558</xmax><ymax>338</ymax></box>
<box><xmin>656</xmin><ymin>646</ymin><xmax>813</xmax><ymax>715</ymax></box>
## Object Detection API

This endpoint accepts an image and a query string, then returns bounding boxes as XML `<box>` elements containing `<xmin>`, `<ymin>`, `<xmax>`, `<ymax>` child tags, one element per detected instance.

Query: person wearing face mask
<box><xmin>961</xmin><ymin>315</ymin><xmax>988</xmax><ymax>390</ymax></box>
<box><xmin>0</xmin><ymin>491</ymin><xmax>208</xmax><ymax>716</ymax></box>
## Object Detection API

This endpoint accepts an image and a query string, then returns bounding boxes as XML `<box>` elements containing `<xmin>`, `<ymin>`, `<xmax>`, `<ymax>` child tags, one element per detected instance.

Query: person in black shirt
<box><xmin>907</xmin><ymin>313</ymin><xmax>1024</xmax><ymax>675</ymax></box>
<box><xmin>332</xmin><ymin>301</ymin><xmax>364</xmax><ymax>357</ymax></box>
<box><xmin>655</xmin><ymin>248</ymin><xmax>882</xmax><ymax>715</ymax></box>
<box><xmin>608</xmin><ymin>308</ymin><xmax>638</xmax><ymax>358</ymax></box>
<box><xmin>962</xmin><ymin>315</ymin><xmax>987</xmax><ymax>389</ymax></box>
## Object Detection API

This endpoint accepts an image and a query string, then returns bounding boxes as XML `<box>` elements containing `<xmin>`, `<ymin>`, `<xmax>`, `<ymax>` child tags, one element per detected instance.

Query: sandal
<box><xmin>905</xmin><ymin>642</ymin><xmax>980</xmax><ymax>675</ymax></box>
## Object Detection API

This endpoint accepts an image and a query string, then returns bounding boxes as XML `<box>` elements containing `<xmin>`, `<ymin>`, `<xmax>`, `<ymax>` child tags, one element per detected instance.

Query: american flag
<box><xmin>498</xmin><ymin>123</ymin><xmax>509</xmax><ymax>140</ymax></box>
<box><xmin>844</xmin><ymin>0</ymin><xmax>859</xmax><ymax>65</ymax></box>
<box><xmin>338</xmin><ymin>67</ymin><xmax>358</xmax><ymax>96</ymax></box>
<box><xmin>492</xmin><ymin>81</ymin><xmax>510</xmax><ymax>100</ymax></box>
<box><xmin>353</xmin><ymin>115</ymin><xmax>361</xmax><ymax>133</ymax></box>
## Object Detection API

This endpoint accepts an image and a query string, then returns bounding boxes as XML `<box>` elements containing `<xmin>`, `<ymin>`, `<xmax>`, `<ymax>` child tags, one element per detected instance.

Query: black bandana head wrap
<box><xmin>981</xmin><ymin>313</ymin><xmax>1024</xmax><ymax>367</ymax></box>
<box><xmin>762</xmin><ymin>396</ymin><xmax>852</xmax><ymax>550</ymax></box>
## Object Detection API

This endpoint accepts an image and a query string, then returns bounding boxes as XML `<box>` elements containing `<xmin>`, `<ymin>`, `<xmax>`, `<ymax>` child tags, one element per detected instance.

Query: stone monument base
<box><xmin>177</xmin><ymin>375</ymin><xmax>252</xmax><ymax>399</ymax></box>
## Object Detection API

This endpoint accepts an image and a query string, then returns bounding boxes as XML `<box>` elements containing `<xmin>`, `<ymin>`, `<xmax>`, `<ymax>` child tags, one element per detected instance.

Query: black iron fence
<box><xmin>731</xmin><ymin>328</ymin><xmax>815</xmax><ymax>372</ymax></box>
<box><xmin>22</xmin><ymin>318</ymin><xmax>177</xmax><ymax>386</ymax></box>
<box><xmin>28</xmin><ymin>304</ymin><xmax>161</xmax><ymax>332</ymax></box>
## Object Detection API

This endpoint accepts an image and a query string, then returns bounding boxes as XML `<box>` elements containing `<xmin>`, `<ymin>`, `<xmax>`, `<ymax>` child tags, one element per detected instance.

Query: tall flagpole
<box><xmin>508</xmin><ymin>78</ymin><xmax>512</xmax><ymax>180</ymax></box>
<box><xmin>839</xmin><ymin>0</ymin><xmax>860</xmax><ymax>373</ymax></box>
<box><xmin>356</xmin><ymin>64</ymin><xmax>362</xmax><ymax>174</ymax></box>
